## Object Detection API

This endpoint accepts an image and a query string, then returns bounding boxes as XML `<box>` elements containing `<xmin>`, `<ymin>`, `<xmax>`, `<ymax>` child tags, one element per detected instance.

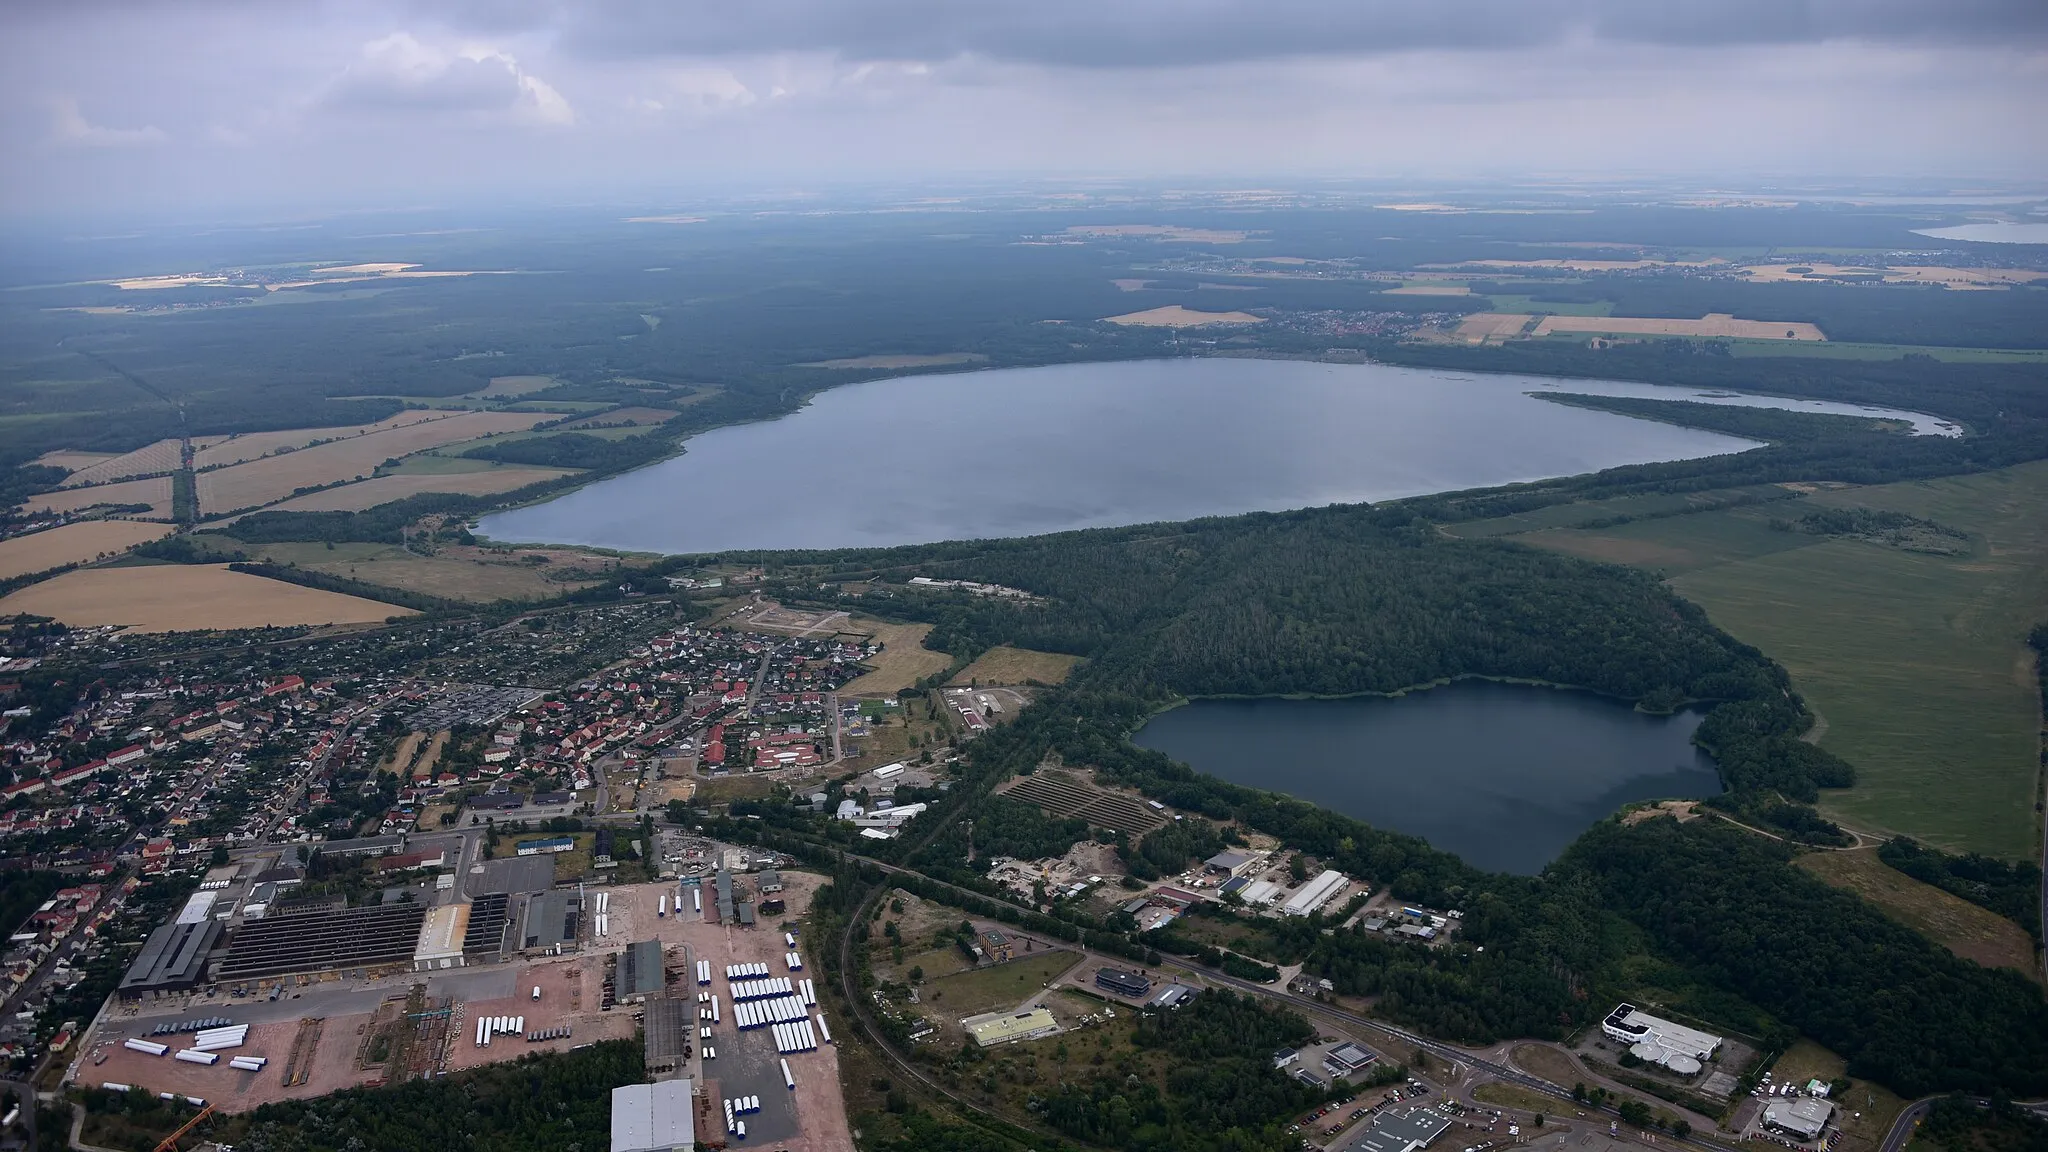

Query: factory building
<box><xmin>618</xmin><ymin>940</ymin><xmax>666</xmax><ymax>1002</ymax></box>
<box><xmin>1281</xmin><ymin>870</ymin><xmax>1350</xmax><ymax>917</ymax></box>
<box><xmin>1347</xmin><ymin>1109</ymin><xmax>1454</xmax><ymax>1152</ymax></box>
<box><xmin>965</xmin><ymin>1008</ymin><xmax>1060</xmax><ymax>1047</ymax></box>
<box><xmin>411</xmin><ymin>904</ymin><xmax>471</xmax><ymax>971</ymax></box>
<box><xmin>1762</xmin><ymin>1097</ymin><xmax>1834</xmax><ymax>1142</ymax></box>
<box><xmin>118</xmin><ymin>920</ymin><xmax>222</xmax><ymax>999</ymax></box>
<box><xmin>1094</xmin><ymin>967</ymin><xmax>1152</xmax><ymax>998</ymax></box>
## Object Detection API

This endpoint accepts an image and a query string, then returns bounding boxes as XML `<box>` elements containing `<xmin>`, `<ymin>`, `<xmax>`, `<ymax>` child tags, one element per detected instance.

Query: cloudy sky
<box><xmin>3</xmin><ymin>0</ymin><xmax>2045</xmax><ymax>218</ymax></box>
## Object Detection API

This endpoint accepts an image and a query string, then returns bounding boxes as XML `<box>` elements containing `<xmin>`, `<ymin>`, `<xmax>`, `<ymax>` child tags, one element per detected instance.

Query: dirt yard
<box><xmin>1102</xmin><ymin>305</ymin><xmax>1263</xmax><ymax>326</ymax></box>
<box><xmin>195</xmin><ymin>411</ymin><xmax>556</xmax><ymax>515</ymax></box>
<box><xmin>444</xmin><ymin>958</ymin><xmax>632</xmax><ymax>1073</ymax></box>
<box><xmin>950</xmin><ymin>645</ymin><xmax>1081</xmax><ymax>686</ymax></box>
<box><xmin>0</xmin><ymin>564</ymin><xmax>415</xmax><ymax>631</ymax></box>
<box><xmin>79</xmin><ymin>1015</ymin><xmax>383</xmax><ymax>1112</ymax></box>
<box><xmin>21</xmin><ymin>476</ymin><xmax>174</xmax><ymax>520</ymax></box>
<box><xmin>1531</xmin><ymin>313</ymin><xmax>1825</xmax><ymax>340</ymax></box>
<box><xmin>839</xmin><ymin>620</ymin><xmax>951</xmax><ymax>694</ymax></box>
<box><xmin>192</xmin><ymin>411</ymin><xmax>449</xmax><ymax>470</ymax></box>
<box><xmin>797</xmin><ymin>353</ymin><xmax>988</xmax><ymax>370</ymax></box>
<box><xmin>0</xmin><ymin>521</ymin><xmax>173</xmax><ymax>579</ymax></box>
<box><xmin>59</xmin><ymin>439</ymin><xmax>182</xmax><ymax>487</ymax></box>
<box><xmin>246</xmin><ymin>466</ymin><xmax>575</xmax><ymax>514</ymax></box>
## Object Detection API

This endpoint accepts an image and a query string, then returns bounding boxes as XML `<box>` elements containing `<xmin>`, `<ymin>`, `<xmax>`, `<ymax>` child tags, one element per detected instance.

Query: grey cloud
<box><xmin>528</xmin><ymin>0</ymin><xmax>2048</xmax><ymax>66</ymax></box>
<box><xmin>324</xmin><ymin>37</ymin><xmax>527</xmax><ymax>113</ymax></box>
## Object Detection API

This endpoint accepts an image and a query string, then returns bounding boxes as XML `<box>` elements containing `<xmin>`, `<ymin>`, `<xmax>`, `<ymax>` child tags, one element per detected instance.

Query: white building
<box><xmin>1600</xmin><ymin>1004</ymin><xmax>1721</xmax><ymax>1075</ymax></box>
<box><xmin>611</xmin><ymin>1080</ymin><xmax>694</xmax><ymax>1152</ymax></box>
<box><xmin>1282</xmin><ymin>870</ymin><xmax>1350</xmax><ymax>917</ymax></box>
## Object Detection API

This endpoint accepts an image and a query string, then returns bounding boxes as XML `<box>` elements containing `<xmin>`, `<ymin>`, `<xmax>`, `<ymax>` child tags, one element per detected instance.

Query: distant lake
<box><xmin>1132</xmin><ymin>681</ymin><xmax>1723</xmax><ymax>875</ymax></box>
<box><xmin>1911</xmin><ymin>223</ymin><xmax>2048</xmax><ymax>244</ymax></box>
<box><xmin>477</xmin><ymin>358</ymin><xmax>1955</xmax><ymax>554</ymax></box>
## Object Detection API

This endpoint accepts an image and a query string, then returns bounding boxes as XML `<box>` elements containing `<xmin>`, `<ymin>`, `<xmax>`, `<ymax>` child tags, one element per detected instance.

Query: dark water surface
<box><xmin>476</xmin><ymin>358</ymin><xmax>1950</xmax><ymax>554</ymax></box>
<box><xmin>1131</xmin><ymin>680</ymin><xmax>1723</xmax><ymax>875</ymax></box>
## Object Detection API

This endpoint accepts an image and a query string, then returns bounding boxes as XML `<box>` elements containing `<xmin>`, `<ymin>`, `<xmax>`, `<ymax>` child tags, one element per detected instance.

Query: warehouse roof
<box><xmin>119</xmin><ymin>919</ymin><xmax>221</xmax><ymax>997</ymax></box>
<box><xmin>413</xmin><ymin>903</ymin><xmax>470</xmax><ymax>964</ymax></box>
<box><xmin>610</xmin><ymin>1079</ymin><xmax>694</xmax><ymax>1152</ymax></box>
<box><xmin>1349</xmin><ymin>1109</ymin><xmax>1453</xmax><ymax>1152</ymax></box>
<box><xmin>620</xmin><ymin>939</ymin><xmax>665</xmax><ymax>998</ymax></box>
<box><xmin>965</xmin><ymin>1008</ymin><xmax>1059</xmax><ymax>1047</ymax></box>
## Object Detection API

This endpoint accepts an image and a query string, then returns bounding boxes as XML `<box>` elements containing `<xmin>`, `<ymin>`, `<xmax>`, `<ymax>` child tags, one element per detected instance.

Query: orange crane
<box><xmin>152</xmin><ymin>1101</ymin><xmax>215</xmax><ymax>1152</ymax></box>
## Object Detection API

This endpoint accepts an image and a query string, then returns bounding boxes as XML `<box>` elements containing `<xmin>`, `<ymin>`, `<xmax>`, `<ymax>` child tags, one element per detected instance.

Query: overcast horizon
<box><xmin>4</xmin><ymin>0</ymin><xmax>2047</xmax><ymax>220</ymax></box>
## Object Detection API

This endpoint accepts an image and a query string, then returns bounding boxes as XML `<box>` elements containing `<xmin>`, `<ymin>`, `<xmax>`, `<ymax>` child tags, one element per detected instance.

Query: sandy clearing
<box><xmin>246</xmin><ymin>467</ymin><xmax>577</xmax><ymax>514</ymax></box>
<box><xmin>59</xmin><ymin>439</ymin><xmax>182</xmax><ymax>487</ymax></box>
<box><xmin>21</xmin><ymin>476</ymin><xmax>173</xmax><ymax>520</ymax></box>
<box><xmin>0</xmin><ymin>521</ymin><xmax>174</xmax><ymax>580</ymax></box>
<box><xmin>1532</xmin><ymin>313</ymin><xmax>1826</xmax><ymax>340</ymax></box>
<box><xmin>468</xmin><ymin>375</ymin><xmax>559</xmax><ymax>398</ymax></box>
<box><xmin>561</xmin><ymin>407</ymin><xmax>678</xmax><ymax>428</ymax></box>
<box><xmin>0</xmin><ymin>563</ymin><xmax>414</xmax><ymax>631</ymax></box>
<box><xmin>1453</xmin><ymin>313</ymin><xmax>1535</xmax><ymax>343</ymax></box>
<box><xmin>1063</xmin><ymin>224</ymin><xmax>1252</xmax><ymax>243</ymax></box>
<box><xmin>192</xmin><ymin>411</ymin><xmax>451</xmax><ymax>471</ymax></box>
<box><xmin>197</xmin><ymin>411</ymin><xmax>556</xmax><ymax>515</ymax></box>
<box><xmin>797</xmin><ymin>352</ymin><xmax>989</xmax><ymax>370</ymax></box>
<box><xmin>1102</xmin><ymin>305</ymin><xmax>1264</xmax><ymax>327</ymax></box>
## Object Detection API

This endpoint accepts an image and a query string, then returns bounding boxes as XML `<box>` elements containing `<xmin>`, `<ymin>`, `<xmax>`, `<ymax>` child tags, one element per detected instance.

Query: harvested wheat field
<box><xmin>247</xmin><ymin>467</ymin><xmax>576</xmax><ymax>515</ymax></box>
<box><xmin>1103</xmin><ymin>305</ymin><xmax>1263</xmax><ymax>327</ymax></box>
<box><xmin>1532</xmin><ymin>313</ymin><xmax>1825</xmax><ymax>340</ymax></box>
<box><xmin>21</xmin><ymin>476</ymin><xmax>174</xmax><ymax>520</ymax></box>
<box><xmin>192</xmin><ymin>410</ymin><xmax>449</xmax><ymax>470</ymax></box>
<box><xmin>33</xmin><ymin>450</ymin><xmax>118</xmax><ymax>473</ymax></box>
<box><xmin>0</xmin><ymin>564</ymin><xmax>414</xmax><ymax>632</ymax></box>
<box><xmin>561</xmin><ymin>407</ymin><xmax>677</xmax><ymax>428</ymax></box>
<box><xmin>0</xmin><ymin>521</ymin><xmax>174</xmax><ymax>580</ymax></box>
<box><xmin>1454</xmin><ymin>313</ymin><xmax>1535</xmax><ymax>343</ymax></box>
<box><xmin>196</xmin><ymin>411</ymin><xmax>555</xmax><ymax>515</ymax></box>
<box><xmin>950</xmin><ymin>645</ymin><xmax>1083</xmax><ymax>687</ymax></box>
<box><xmin>60</xmin><ymin>439</ymin><xmax>182</xmax><ymax>487</ymax></box>
<box><xmin>468</xmin><ymin>374</ymin><xmax>559</xmax><ymax>398</ymax></box>
<box><xmin>840</xmin><ymin>621</ymin><xmax>951</xmax><ymax>694</ymax></box>
<box><xmin>799</xmin><ymin>353</ymin><xmax>989</xmax><ymax>370</ymax></box>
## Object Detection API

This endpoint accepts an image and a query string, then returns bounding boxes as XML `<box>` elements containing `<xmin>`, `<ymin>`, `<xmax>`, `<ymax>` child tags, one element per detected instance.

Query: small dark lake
<box><xmin>1131</xmin><ymin>680</ymin><xmax>1722</xmax><ymax>875</ymax></box>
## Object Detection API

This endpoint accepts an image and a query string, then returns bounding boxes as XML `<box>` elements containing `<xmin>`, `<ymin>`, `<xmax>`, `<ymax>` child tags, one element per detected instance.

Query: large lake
<box><xmin>1132</xmin><ymin>681</ymin><xmax>1723</xmax><ymax>875</ymax></box>
<box><xmin>478</xmin><ymin>358</ymin><xmax>1955</xmax><ymax>554</ymax></box>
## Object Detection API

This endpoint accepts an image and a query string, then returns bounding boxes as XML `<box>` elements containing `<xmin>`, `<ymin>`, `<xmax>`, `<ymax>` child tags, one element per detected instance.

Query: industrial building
<box><xmin>618</xmin><ymin>940</ymin><xmax>666</xmax><ymax>1002</ymax></box>
<box><xmin>515</xmin><ymin>836</ymin><xmax>575</xmax><ymax>856</ymax></box>
<box><xmin>610</xmin><ymin>1079</ymin><xmax>694</xmax><ymax>1152</ymax></box>
<box><xmin>713</xmin><ymin>869</ymin><xmax>736</xmax><ymax>923</ymax></box>
<box><xmin>965</xmin><ymin>1008</ymin><xmax>1060</xmax><ymax>1047</ymax></box>
<box><xmin>1348</xmin><ymin>1109</ymin><xmax>1453</xmax><ymax>1152</ymax></box>
<box><xmin>1094</xmin><ymin>967</ymin><xmax>1152</xmax><ymax>998</ymax></box>
<box><xmin>642</xmin><ymin>996</ymin><xmax>692</xmax><ymax>1074</ymax></box>
<box><xmin>1282</xmin><ymin>870</ymin><xmax>1350</xmax><ymax>917</ymax></box>
<box><xmin>1147</xmin><ymin>984</ymin><xmax>1198</xmax><ymax>1010</ymax></box>
<box><xmin>1762</xmin><ymin>1097</ymin><xmax>1834</xmax><ymax>1141</ymax></box>
<box><xmin>463</xmin><ymin>892</ymin><xmax>513</xmax><ymax>961</ymax></box>
<box><xmin>216</xmin><ymin>903</ymin><xmax>428</xmax><ymax>980</ymax></box>
<box><xmin>1323</xmin><ymin>1042</ymin><xmax>1377</xmax><ymax>1077</ymax></box>
<box><xmin>1600</xmin><ymin>1004</ymin><xmax>1722</xmax><ymax>1075</ymax></box>
<box><xmin>522</xmin><ymin>890</ymin><xmax>582</xmax><ymax>951</ymax></box>
<box><xmin>412</xmin><ymin>904</ymin><xmax>471</xmax><ymax>971</ymax></box>
<box><xmin>118</xmin><ymin>920</ymin><xmax>222</xmax><ymax>999</ymax></box>
<box><xmin>1204</xmin><ymin>850</ymin><xmax>1258</xmax><ymax>879</ymax></box>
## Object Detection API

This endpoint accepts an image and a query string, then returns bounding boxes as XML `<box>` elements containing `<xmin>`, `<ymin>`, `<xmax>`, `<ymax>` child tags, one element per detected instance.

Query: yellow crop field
<box><xmin>1531</xmin><ymin>313</ymin><xmax>1826</xmax><ymax>340</ymax></box>
<box><xmin>21</xmin><ymin>476</ymin><xmax>174</xmax><ymax>520</ymax></box>
<box><xmin>0</xmin><ymin>564</ymin><xmax>414</xmax><ymax>632</ymax></box>
<box><xmin>0</xmin><ymin>521</ymin><xmax>174</xmax><ymax>579</ymax></box>
<box><xmin>60</xmin><ymin>439</ymin><xmax>182</xmax><ymax>487</ymax></box>
<box><xmin>247</xmin><ymin>467</ymin><xmax>576</xmax><ymax>515</ymax></box>
<box><xmin>1102</xmin><ymin>305</ymin><xmax>1264</xmax><ymax>327</ymax></box>
<box><xmin>192</xmin><ymin>411</ymin><xmax>448</xmax><ymax>470</ymax></box>
<box><xmin>34</xmin><ymin>450</ymin><xmax>118</xmax><ymax>472</ymax></box>
<box><xmin>196</xmin><ymin>411</ymin><xmax>555</xmax><ymax>515</ymax></box>
<box><xmin>1454</xmin><ymin>313</ymin><xmax>1535</xmax><ymax>343</ymax></box>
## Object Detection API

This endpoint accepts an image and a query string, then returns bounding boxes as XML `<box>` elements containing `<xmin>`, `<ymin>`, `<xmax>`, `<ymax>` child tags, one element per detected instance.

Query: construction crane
<box><xmin>152</xmin><ymin>1101</ymin><xmax>216</xmax><ymax>1152</ymax></box>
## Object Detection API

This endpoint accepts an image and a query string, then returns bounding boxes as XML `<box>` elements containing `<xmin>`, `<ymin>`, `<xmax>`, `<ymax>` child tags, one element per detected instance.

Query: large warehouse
<box><xmin>216</xmin><ymin>902</ymin><xmax>428</xmax><ymax>980</ymax></box>
<box><xmin>610</xmin><ymin>1079</ymin><xmax>694</xmax><ymax>1152</ymax></box>
<box><xmin>1763</xmin><ymin>1097</ymin><xmax>1834</xmax><ymax>1141</ymax></box>
<box><xmin>118</xmin><ymin>919</ymin><xmax>222</xmax><ymax>999</ymax></box>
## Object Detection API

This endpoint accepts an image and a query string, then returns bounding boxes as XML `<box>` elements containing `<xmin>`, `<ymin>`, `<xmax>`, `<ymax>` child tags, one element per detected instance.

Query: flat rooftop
<box><xmin>216</xmin><ymin>902</ymin><xmax>427</xmax><ymax>979</ymax></box>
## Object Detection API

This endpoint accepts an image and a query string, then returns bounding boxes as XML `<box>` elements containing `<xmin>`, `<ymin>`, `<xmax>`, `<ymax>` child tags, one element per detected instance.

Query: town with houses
<box><xmin>0</xmin><ymin>594</ymin><xmax>1868</xmax><ymax>1152</ymax></box>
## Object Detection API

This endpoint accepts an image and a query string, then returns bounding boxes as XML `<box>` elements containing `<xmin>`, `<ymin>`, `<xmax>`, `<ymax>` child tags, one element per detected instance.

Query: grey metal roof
<box><xmin>523</xmin><ymin>889</ymin><xmax>582</xmax><ymax>950</ymax></box>
<box><xmin>610</xmin><ymin>1079</ymin><xmax>694</xmax><ymax>1152</ymax></box>
<box><xmin>1350</xmin><ymin>1110</ymin><xmax>1453</xmax><ymax>1152</ymax></box>
<box><xmin>118</xmin><ymin>920</ymin><xmax>221</xmax><ymax>995</ymax></box>
<box><xmin>620</xmin><ymin>939</ymin><xmax>665</xmax><ymax>997</ymax></box>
